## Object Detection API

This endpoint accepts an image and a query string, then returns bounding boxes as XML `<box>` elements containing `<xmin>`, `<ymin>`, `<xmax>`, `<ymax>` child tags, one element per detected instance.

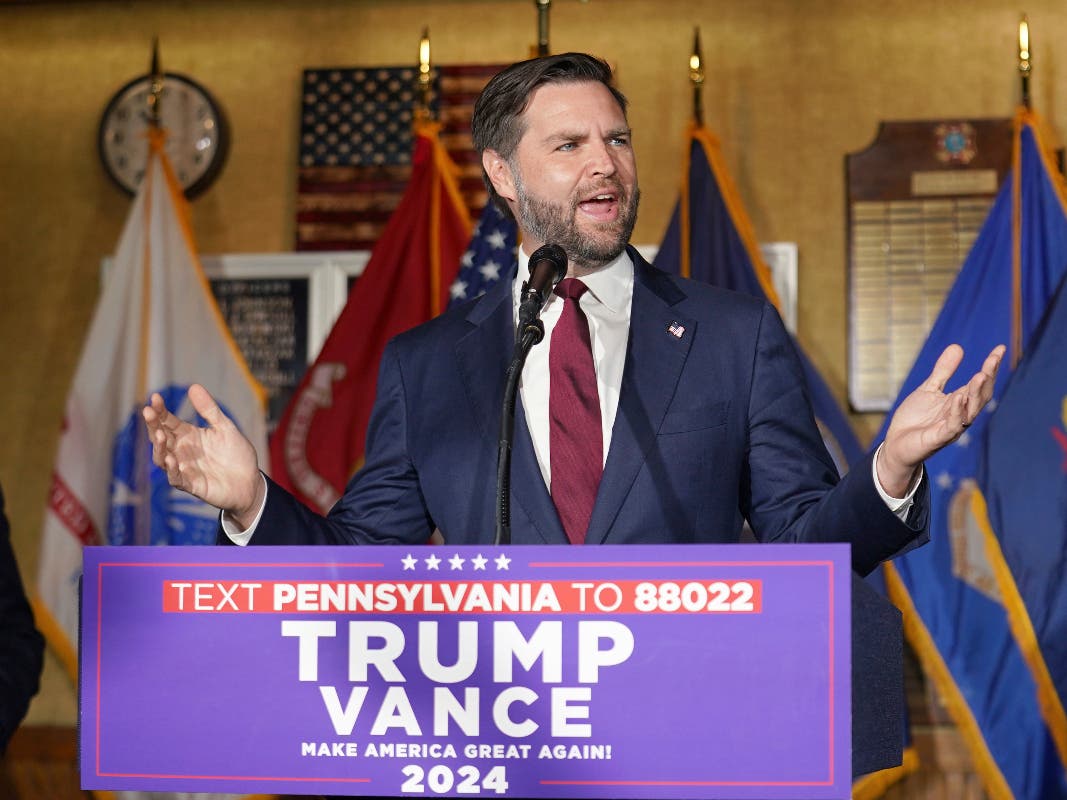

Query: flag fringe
<box><xmin>148</xmin><ymin>129</ymin><xmax>269</xmax><ymax>412</ymax></box>
<box><xmin>974</xmin><ymin>488</ymin><xmax>1067</xmax><ymax>769</ymax></box>
<box><xmin>416</xmin><ymin>118</ymin><xmax>473</xmax><ymax>319</ymax></box>
<box><xmin>851</xmin><ymin>745</ymin><xmax>920</xmax><ymax>800</ymax></box>
<box><xmin>883</xmin><ymin>562</ymin><xmax>1014</xmax><ymax>799</ymax></box>
<box><xmin>30</xmin><ymin>594</ymin><xmax>78</xmax><ymax>682</ymax></box>
<box><xmin>688</xmin><ymin>122</ymin><xmax>783</xmax><ymax>308</ymax></box>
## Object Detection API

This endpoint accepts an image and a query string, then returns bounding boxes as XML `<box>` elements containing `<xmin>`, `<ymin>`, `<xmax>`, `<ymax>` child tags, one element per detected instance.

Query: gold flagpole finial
<box><xmin>689</xmin><ymin>27</ymin><xmax>705</xmax><ymax>125</ymax></box>
<box><xmin>416</xmin><ymin>27</ymin><xmax>433</xmax><ymax>121</ymax></box>
<box><xmin>1019</xmin><ymin>15</ymin><xmax>1031</xmax><ymax>109</ymax></box>
<box><xmin>147</xmin><ymin>36</ymin><xmax>164</xmax><ymax>129</ymax></box>
<box><xmin>534</xmin><ymin>0</ymin><xmax>551</xmax><ymax>57</ymax></box>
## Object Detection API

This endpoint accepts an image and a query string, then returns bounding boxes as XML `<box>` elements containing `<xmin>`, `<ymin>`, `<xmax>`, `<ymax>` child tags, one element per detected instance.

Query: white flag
<box><xmin>35</xmin><ymin>128</ymin><xmax>267</xmax><ymax>681</ymax></box>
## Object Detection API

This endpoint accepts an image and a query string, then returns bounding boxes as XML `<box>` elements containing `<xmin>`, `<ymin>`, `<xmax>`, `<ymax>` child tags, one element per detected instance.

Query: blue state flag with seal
<box><xmin>36</xmin><ymin>127</ymin><xmax>268</xmax><ymax>687</ymax></box>
<box><xmin>978</xmin><ymin>265</ymin><xmax>1067</xmax><ymax>783</ymax></box>
<box><xmin>880</xmin><ymin>109</ymin><xmax>1067</xmax><ymax>798</ymax></box>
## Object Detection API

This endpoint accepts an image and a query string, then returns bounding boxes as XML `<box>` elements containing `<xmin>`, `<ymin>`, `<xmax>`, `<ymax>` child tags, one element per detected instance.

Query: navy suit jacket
<box><xmin>242</xmin><ymin>248</ymin><xmax>928</xmax><ymax>576</ymax></box>
<box><xmin>0</xmin><ymin>484</ymin><xmax>44</xmax><ymax>754</ymax></box>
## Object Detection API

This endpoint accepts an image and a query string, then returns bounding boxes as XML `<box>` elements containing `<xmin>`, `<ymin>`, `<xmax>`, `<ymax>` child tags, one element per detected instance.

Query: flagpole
<box><xmin>147</xmin><ymin>36</ymin><xmax>164</xmax><ymax>129</ymax></box>
<box><xmin>690</xmin><ymin>27</ymin><xmax>704</xmax><ymax>125</ymax></box>
<box><xmin>1012</xmin><ymin>17</ymin><xmax>1031</xmax><ymax>368</ymax></box>
<box><xmin>416</xmin><ymin>27</ymin><xmax>433</xmax><ymax>121</ymax></box>
<box><xmin>534</xmin><ymin>0</ymin><xmax>550</xmax><ymax>57</ymax></box>
<box><xmin>1018</xmin><ymin>15</ymin><xmax>1031</xmax><ymax>110</ymax></box>
<box><xmin>678</xmin><ymin>30</ymin><xmax>707</xmax><ymax>279</ymax></box>
<box><xmin>139</xmin><ymin>35</ymin><xmax>164</xmax><ymax>401</ymax></box>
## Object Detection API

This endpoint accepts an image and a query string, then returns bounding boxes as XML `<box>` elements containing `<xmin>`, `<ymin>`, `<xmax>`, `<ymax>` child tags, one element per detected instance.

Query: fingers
<box><xmin>945</xmin><ymin>389</ymin><xmax>968</xmax><ymax>433</ymax></box>
<box><xmin>923</xmin><ymin>344</ymin><xmax>964</xmax><ymax>392</ymax></box>
<box><xmin>188</xmin><ymin>383</ymin><xmax>230</xmax><ymax>429</ymax></box>
<box><xmin>143</xmin><ymin>393</ymin><xmax>170</xmax><ymax>468</ymax></box>
<box><xmin>981</xmin><ymin>344</ymin><xmax>1007</xmax><ymax>379</ymax></box>
<box><xmin>960</xmin><ymin>344</ymin><xmax>1006</xmax><ymax>425</ymax></box>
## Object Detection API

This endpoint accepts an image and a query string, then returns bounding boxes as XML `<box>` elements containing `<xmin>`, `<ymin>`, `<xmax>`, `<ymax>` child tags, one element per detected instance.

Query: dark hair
<box><xmin>471</xmin><ymin>52</ymin><xmax>628</xmax><ymax>216</ymax></box>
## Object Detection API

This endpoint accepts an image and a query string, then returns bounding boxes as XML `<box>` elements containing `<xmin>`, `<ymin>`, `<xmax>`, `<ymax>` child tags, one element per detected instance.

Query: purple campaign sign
<box><xmin>80</xmin><ymin>543</ymin><xmax>850</xmax><ymax>798</ymax></box>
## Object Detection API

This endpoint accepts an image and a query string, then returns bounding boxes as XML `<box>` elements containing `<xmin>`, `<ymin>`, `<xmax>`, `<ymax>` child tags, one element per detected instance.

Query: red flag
<box><xmin>271</xmin><ymin>119</ymin><xmax>472</xmax><ymax>512</ymax></box>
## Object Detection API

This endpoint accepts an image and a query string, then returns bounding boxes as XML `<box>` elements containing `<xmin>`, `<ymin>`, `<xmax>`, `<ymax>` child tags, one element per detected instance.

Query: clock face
<box><xmin>98</xmin><ymin>72</ymin><xmax>228</xmax><ymax>198</ymax></box>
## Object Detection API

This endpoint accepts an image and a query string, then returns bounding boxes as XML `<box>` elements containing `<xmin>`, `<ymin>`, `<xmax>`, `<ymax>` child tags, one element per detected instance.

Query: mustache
<box><xmin>571</xmin><ymin>178</ymin><xmax>630</xmax><ymax>208</ymax></box>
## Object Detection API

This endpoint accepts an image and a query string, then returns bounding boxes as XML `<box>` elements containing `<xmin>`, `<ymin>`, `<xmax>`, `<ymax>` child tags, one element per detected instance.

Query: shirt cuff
<box><xmin>219</xmin><ymin>473</ymin><xmax>268</xmax><ymax>546</ymax></box>
<box><xmin>872</xmin><ymin>442</ymin><xmax>923</xmax><ymax>522</ymax></box>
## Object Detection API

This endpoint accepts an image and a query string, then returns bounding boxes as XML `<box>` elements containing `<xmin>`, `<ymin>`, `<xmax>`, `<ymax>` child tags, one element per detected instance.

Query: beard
<box><xmin>513</xmin><ymin>173</ymin><xmax>640</xmax><ymax>273</ymax></box>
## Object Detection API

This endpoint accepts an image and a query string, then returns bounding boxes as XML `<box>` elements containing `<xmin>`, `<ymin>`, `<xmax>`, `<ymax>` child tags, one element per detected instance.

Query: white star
<box><xmin>936</xmin><ymin>471</ymin><xmax>954</xmax><ymax>490</ymax></box>
<box><xmin>479</xmin><ymin>260</ymin><xmax>501</xmax><ymax>281</ymax></box>
<box><xmin>471</xmin><ymin>554</ymin><xmax>488</xmax><ymax>570</ymax></box>
<box><xmin>425</xmin><ymin>554</ymin><xmax>442</xmax><ymax>570</ymax></box>
<box><xmin>448</xmin><ymin>554</ymin><xmax>465</xmax><ymax>570</ymax></box>
<box><xmin>494</xmin><ymin>554</ymin><xmax>511</xmax><ymax>570</ymax></box>
<box><xmin>957</xmin><ymin>431</ymin><xmax>971</xmax><ymax>447</ymax></box>
<box><xmin>486</xmin><ymin>229</ymin><xmax>507</xmax><ymax>249</ymax></box>
<box><xmin>986</xmin><ymin>399</ymin><xmax>998</xmax><ymax>413</ymax></box>
<box><xmin>461</xmin><ymin>250</ymin><xmax>475</xmax><ymax>267</ymax></box>
<box><xmin>450</xmin><ymin>279</ymin><xmax>468</xmax><ymax>300</ymax></box>
<box><xmin>110</xmin><ymin>479</ymin><xmax>142</xmax><ymax>507</ymax></box>
<box><xmin>401</xmin><ymin>553</ymin><xmax>418</xmax><ymax>570</ymax></box>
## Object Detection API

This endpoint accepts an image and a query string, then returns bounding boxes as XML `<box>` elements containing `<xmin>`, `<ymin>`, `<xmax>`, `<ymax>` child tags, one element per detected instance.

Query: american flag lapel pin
<box><xmin>667</xmin><ymin>321</ymin><xmax>686</xmax><ymax>339</ymax></box>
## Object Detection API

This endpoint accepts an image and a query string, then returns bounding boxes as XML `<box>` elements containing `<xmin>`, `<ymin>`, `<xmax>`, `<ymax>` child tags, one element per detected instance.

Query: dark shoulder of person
<box><xmin>0</xmin><ymin>484</ymin><xmax>45</xmax><ymax>754</ymax></box>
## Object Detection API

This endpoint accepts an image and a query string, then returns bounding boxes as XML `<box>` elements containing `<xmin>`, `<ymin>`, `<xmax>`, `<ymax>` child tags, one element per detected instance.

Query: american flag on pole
<box><xmin>296</xmin><ymin>64</ymin><xmax>506</xmax><ymax>251</ymax></box>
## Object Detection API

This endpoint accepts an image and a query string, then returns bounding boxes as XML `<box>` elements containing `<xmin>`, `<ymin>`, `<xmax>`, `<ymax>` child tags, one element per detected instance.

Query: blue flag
<box><xmin>881</xmin><ymin>110</ymin><xmax>1067</xmax><ymax>798</ymax></box>
<box><xmin>653</xmin><ymin>122</ymin><xmax>864</xmax><ymax>473</ymax></box>
<box><xmin>979</xmin><ymin>269</ymin><xmax>1067</xmax><ymax>765</ymax></box>
<box><xmin>653</xmin><ymin>121</ymin><xmax>920</xmax><ymax>796</ymax></box>
<box><xmin>448</xmin><ymin>201</ymin><xmax>518</xmax><ymax>308</ymax></box>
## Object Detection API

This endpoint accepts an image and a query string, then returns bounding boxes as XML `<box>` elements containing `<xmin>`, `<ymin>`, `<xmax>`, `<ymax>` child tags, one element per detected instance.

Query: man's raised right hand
<box><xmin>142</xmin><ymin>383</ymin><xmax>264</xmax><ymax>530</ymax></box>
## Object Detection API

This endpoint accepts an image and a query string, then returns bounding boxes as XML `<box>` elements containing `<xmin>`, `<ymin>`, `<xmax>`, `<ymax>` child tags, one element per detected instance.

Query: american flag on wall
<box><xmin>296</xmin><ymin>63</ymin><xmax>505</xmax><ymax>251</ymax></box>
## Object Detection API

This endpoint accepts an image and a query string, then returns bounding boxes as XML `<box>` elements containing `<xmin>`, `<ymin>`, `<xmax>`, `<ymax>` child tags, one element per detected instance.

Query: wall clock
<box><xmin>98</xmin><ymin>71</ymin><xmax>229</xmax><ymax>199</ymax></box>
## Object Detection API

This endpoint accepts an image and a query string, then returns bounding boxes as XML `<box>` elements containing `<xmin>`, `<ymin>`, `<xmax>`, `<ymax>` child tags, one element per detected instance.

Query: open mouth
<box><xmin>577</xmin><ymin>191</ymin><xmax>620</xmax><ymax>221</ymax></box>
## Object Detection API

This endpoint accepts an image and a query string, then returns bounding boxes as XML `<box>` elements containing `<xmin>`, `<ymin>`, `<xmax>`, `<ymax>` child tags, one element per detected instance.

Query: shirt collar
<box><xmin>514</xmin><ymin>247</ymin><xmax>634</xmax><ymax>314</ymax></box>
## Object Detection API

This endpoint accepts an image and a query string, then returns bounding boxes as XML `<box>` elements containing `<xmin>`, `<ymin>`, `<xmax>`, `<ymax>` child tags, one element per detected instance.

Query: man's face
<box><xmin>486</xmin><ymin>81</ymin><xmax>639</xmax><ymax>275</ymax></box>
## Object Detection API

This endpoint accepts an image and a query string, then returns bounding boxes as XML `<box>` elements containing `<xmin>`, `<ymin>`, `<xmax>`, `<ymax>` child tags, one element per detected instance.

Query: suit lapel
<box><xmin>453</xmin><ymin>280</ymin><xmax>567</xmax><ymax>545</ymax></box>
<box><xmin>454</xmin><ymin>283</ymin><xmax>512</xmax><ymax>443</ymax></box>
<box><xmin>586</xmin><ymin>255</ymin><xmax>695</xmax><ymax>544</ymax></box>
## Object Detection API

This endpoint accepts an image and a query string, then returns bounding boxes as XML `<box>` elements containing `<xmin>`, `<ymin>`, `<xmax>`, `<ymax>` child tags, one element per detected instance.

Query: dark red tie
<box><xmin>550</xmin><ymin>278</ymin><xmax>602</xmax><ymax>544</ymax></box>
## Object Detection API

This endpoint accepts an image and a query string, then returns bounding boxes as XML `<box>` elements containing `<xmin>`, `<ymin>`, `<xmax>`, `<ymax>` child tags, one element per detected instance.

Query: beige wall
<box><xmin>1</xmin><ymin>0</ymin><xmax>1061</xmax><ymax>726</ymax></box>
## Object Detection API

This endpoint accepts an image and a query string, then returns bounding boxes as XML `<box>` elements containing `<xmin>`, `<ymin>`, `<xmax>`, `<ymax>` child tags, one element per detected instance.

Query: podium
<box><xmin>80</xmin><ymin>543</ymin><xmax>901</xmax><ymax>798</ymax></box>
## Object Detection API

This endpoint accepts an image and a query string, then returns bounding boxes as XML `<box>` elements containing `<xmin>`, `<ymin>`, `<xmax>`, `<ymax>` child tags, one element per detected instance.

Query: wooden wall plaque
<box><xmin>846</xmin><ymin>119</ymin><xmax>1013</xmax><ymax>412</ymax></box>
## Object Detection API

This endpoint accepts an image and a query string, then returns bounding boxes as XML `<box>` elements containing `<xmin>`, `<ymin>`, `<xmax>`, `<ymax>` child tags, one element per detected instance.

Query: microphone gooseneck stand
<box><xmin>493</xmin><ymin>243</ymin><xmax>567</xmax><ymax>546</ymax></box>
<box><xmin>494</xmin><ymin>319</ymin><xmax>545</xmax><ymax>546</ymax></box>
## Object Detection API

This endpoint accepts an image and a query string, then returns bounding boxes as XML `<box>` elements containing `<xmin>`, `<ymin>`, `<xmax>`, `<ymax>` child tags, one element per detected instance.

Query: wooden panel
<box><xmin>0</xmin><ymin>726</ymin><xmax>87</xmax><ymax>800</ymax></box>
<box><xmin>846</xmin><ymin>119</ymin><xmax>1013</xmax><ymax>412</ymax></box>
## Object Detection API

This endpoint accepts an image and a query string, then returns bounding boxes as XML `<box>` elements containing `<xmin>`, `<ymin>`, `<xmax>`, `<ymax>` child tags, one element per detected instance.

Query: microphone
<box><xmin>516</xmin><ymin>243</ymin><xmax>567</xmax><ymax>341</ymax></box>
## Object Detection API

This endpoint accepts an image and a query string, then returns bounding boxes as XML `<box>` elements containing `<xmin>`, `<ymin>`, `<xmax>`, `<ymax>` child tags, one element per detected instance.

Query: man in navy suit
<box><xmin>144</xmin><ymin>53</ymin><xmax>1002</xmax><ymax>574</ymax></box>
<box><xmin>143</xmin><ymin>51</ymin><xmax>1004</xmax><ymax>783</ymax></box>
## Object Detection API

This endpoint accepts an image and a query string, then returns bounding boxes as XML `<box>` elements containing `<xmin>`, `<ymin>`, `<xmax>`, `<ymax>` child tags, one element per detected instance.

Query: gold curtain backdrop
<box><xmin>0</xmin><ymin>0</ymin><xmax>1056</xmax><ymax>729</ymax></box>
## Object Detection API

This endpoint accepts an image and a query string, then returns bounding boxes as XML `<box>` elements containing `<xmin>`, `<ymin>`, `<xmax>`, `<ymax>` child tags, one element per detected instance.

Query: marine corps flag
<box><xmin>881</xmin><ymin>109</ymin><xmax>1067</xmax><ymax>799</ymax></box>
<box><xmin>271</xmin><ymin>119</ymin><xmax>472</xmax><ymax>513</ymax></box>
<box><xmin>36</xmin><ymin>129</ymin><xmax>268</xmax><ymax>679</ymax></box>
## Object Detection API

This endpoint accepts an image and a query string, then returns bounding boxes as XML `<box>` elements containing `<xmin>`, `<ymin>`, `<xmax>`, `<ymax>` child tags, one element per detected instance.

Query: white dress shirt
<box><xmin>515</xmin><ymin>248</ymin><xmax>633</xmax><ymax>490</ymax></box>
